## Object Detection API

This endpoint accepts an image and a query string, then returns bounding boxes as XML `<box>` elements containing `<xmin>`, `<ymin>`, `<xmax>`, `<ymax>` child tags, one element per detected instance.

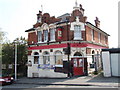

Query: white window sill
<box><xmin>43</xmin><ymin>41</ymin><xmax>48</xmax><ymax>43</ymax></box>
<box><xmin>55</xmin><ymin>65</ymin><xmax>63</xmax><ymax>67</ymax></box>
<box><xmin>38</xmin><ymin>42</ymin><xmax>43</xmax><ymax>44</ymax></box>
<box><xmin>33</xmin><ymin>64</ymin><xmax>38</xmax><ymax>65</ymax></box>
<box><xmin>74</xmin><ymin>38</ymin><xmax>83</xmax><ymax>40</ymax></box>
<box><xmin>49</xmin><ymin>40</ymin><xmax>56</xmax><ymax>42</ymax></box>
<box><xmin>99</xmin><ymin>42</ymin><xmax>102</xmax><ymax>44</ymax></box>
<box><xmin>92</xmin><ymin>40</ymin><xmax>95</xmax><ymax>42</ymax></box>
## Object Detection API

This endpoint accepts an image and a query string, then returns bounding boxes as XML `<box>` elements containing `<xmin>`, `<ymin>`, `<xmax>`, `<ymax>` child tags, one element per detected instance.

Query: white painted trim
<box><xmin>70</xmin><ymin>21</ymin><xmax>85</xmax><ymax>31</ymax></box>
<box><xmin>49</xmin><ymin>24</ymin><xmax>57</xmax><ymax>29</ymax></box>
<box><xmin>49</xmin><ymin>40</ymin><xmax>56</xmax><ymax>42</ymax></box>
<box><xmin>74</xmin><ymin>37</ymin><xmax>83</xmax><ymax>40</ymax></box>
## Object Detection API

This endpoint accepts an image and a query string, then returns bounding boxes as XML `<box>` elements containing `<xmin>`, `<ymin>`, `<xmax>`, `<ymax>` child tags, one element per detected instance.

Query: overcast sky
<box><xmin>0</xmin><ymin>0</ymin><xmax>119</xmax><ymax>48</ymax></box>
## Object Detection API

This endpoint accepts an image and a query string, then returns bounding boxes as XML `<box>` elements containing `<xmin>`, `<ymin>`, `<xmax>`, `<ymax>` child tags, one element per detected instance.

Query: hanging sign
<box><xmin>57</xmin><ymin>28</ymin><xmax>62</xmax><ymax>39</ymax></box>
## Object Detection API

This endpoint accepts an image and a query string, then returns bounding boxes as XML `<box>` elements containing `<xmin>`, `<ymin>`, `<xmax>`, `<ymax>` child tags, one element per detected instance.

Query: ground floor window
<box><xmin>74</xmin><ymin>52</ymin><xmax>82</xmax><ymax>56</ymax></box>
<box><xmin>43</xmin><ymin>51</ymin><xmax>50</xmax><ymax>65</ymax></box>
<box><xmin>54</xmin><ymin>51</ymin><xmax>63</xmax><ymax>65</ymax></box>
<box><xmin>90</xmin><ymin>50</ymin><xmax>95</xmax><ymax>68</ymax></box>
<box><xmin>34</xmin><ymin>52</ymin><xmax>39</xmax><ymax>64</ymax></box>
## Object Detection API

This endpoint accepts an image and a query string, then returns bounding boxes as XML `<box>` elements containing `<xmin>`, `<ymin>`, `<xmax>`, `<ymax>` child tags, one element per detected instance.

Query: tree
<box><xmin>2</xmin><ymin>36</ymin><xmax>28</xmax><ymax>77</ymax></box>
<box><xmin>2</xmin><ymin>43</ymin><xmax>14</xmax><ymax>75</ymax></box>
<box><xmin>0</xmin><ymin>29</ymin><xmax>6</xmax><ymax>75</ymax></box>
<box><xmin>0</xmin><ymin>28</ymin><xmax>4</xmax><ymax>43</ymax></box>
<box><xmin>13</xmin><ymin>36</ymin><xmax>28</xmax><ymax>76</ymax></box>
<box><xmin>0</xmin><ymin>28</ymin><xmax>8</xmax><ymax>44</ymax></box>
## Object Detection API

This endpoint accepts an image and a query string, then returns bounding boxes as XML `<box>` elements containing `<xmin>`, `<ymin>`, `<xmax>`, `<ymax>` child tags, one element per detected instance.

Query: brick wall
<box><xmin>28</xmin><ymin>32</ymin><xmax>37</xmax><ymax>44</ymax></box>
<box><xmin>27</xmin><ymin>10</ymin><xmax>108</xmax><ymax>47</ymax></box>
<box><xmin>94</xmin><ymin>30</ymin><xmax>99</xmax><ymax>43</ymax></box>
<box><xmin>85</xmin><ymin>25</ymin><xmax>109</xmax><ymax>46</ymax></box>
<box><xmin>86</xmin><ymin>26</ymin><xmax>92</xmax><ymax>41</ymax></box>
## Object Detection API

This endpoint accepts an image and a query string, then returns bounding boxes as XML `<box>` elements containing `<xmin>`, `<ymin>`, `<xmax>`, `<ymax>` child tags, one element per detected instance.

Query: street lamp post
<box><xmin>14</xmin><ymin>43</ymin><xmax>17</xmax><ymax>81</ymax></box>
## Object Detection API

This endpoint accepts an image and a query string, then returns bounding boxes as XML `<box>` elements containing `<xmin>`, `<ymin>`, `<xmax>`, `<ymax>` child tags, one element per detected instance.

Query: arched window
<box><xmin>43</xmin><ymin>51</ymin><xmax>50</xmax><ymax>65</ymax></box>
<box><xmin>74</xmin><ymin>52</ymin><xmax>82</xmax><ymax>56</ymax></box>
<box><xmin>34</xmin><ymin>52</ymin><xmax>39</xmax><ymax>64</ymax></box>
<box><xmin>54</xmin><ymin>51</ymin><xmax>63</xmax><ymax>65</ymax></box>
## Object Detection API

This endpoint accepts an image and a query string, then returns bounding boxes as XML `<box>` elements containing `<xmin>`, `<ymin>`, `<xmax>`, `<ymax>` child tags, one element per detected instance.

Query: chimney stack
<box><xmin>79</xmin><ymin>4</ymin><xmax>84</xmax><ymax>15</ymax></box>
<box><xmin>37</xmin><ymin>10</ymin><xmax>42</xmax><ymax>23</ymax></box>
<box><xmin>95</xmin><ymin>17</ymin><xmax>100</xmax><ymax>28</ymax></box>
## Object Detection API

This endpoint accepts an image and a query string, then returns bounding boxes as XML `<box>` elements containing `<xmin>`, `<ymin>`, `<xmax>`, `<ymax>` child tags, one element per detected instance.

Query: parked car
<box><xmin>0</xmin><ymin>74</ymin><xmax>14</xmax><ymax>85</ymax></box>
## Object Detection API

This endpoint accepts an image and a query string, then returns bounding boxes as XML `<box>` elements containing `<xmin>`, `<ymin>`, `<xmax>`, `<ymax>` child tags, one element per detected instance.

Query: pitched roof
<box><xmin>86</xmin><ymin>22</ymin><xmax>110</xmax><ymax>36</ymax></box>
<box><xmin>25</xmin><ymin>28</ymin><xmax>35</xmax><ymax>32</ymax></box>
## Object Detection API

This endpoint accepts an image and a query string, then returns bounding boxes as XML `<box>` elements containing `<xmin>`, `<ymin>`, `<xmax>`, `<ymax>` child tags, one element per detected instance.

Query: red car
<box><xmin>0</xmin><ymin>74</ymin><xmax>14</xmax><ymax>85</ymax></box>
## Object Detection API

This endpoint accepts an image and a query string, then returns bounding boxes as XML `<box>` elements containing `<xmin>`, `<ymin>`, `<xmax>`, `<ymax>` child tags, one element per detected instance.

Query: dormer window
<box><xmin>43</xmin><ymin>30</ymin><xmax>48</xmax><ymax>42</ymax></box>
<box><xmin>50</xmin><ymin>28</ymin><xmax>55</xmax><ymax>41</ymax></box>
<box><xmin>74</xmin><ymin>25</ymin><xmax>82</xmax><ymax>40</ymax></box>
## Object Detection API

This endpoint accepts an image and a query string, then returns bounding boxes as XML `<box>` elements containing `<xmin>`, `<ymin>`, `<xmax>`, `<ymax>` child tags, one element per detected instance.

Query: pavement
<box><xmin>13</xmin><ymin>73</ymin><xmax>119</xmax><ymax>88</ymax></box>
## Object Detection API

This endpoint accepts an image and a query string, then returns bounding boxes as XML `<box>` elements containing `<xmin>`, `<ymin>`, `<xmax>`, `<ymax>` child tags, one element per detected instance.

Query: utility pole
<box><xmin>15</xmin><ymin>43</ymin><xmax>17</xmax><ymax>81</ymax></box>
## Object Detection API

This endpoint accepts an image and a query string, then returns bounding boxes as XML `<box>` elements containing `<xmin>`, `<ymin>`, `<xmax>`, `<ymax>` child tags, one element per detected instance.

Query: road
<box><xmin>1</xmin><ymin>73</ymin><xmax>119</xmax><ymax>89</ymax></box>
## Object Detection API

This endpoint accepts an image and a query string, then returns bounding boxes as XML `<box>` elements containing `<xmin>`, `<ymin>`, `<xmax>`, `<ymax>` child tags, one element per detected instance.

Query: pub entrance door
<box><xmin>71</xmin><ymin>57</ymin><xmax>88</xmax><ymax>76</ymax></box>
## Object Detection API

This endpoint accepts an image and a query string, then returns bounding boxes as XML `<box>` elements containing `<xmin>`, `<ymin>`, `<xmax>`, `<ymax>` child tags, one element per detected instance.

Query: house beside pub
<box><xmin>25</xmin><ymin>2</ymin><xmax>110</xmax><ymax>78</ymax></box>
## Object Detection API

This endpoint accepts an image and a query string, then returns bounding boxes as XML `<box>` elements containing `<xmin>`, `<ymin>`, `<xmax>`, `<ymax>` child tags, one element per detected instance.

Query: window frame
<box><xmin>74</xmin><ymin>25</ymin><xmax>82</xmax><ymax>40</ymax></box>
<box><xmin>43</xmin><ymin>51</ymin><xmax>50</xmax><ymax>65</ymax></box>
<box><xmin>98</xmin><ymin>32</ymin><xmax>101</xmax><ymax>43</ymax></box>
<box><xmin>50</xmin><ymin>28</ymin><xmax>55</xmax><ymax>42</ymax></box>
<box><xmin>38</xmin><ymin>31</ymin><xmax>42</xmax><ymax>43</ymax></box>
<box><xmin>33</xmin><ymin>52</ymin><xmax>39</xmax><ymax>65</ymax></box>
<box><xmin>104</xmin><ymin>36</ymin><xmax>108</xmax><ymax>44</ymax></box>
<box><xmin>91</xmin><ymin>29</ymin><xmax>95</xmax><ymax>41</ymax></box>
<box><xmin>54</xmin><ymin>51</ymin><xmax>63</xmax><ymax>65</ymax></box>
<box><xmin>43</xmin><ymin>30</ymin><xmax>48</xmax><ymax>42</ymax></box>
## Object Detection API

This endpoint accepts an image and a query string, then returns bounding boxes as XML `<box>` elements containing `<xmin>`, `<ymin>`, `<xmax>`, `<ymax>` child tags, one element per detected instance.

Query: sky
<box><xmin>0</xmin><ymin>0</ymin><xmax>119</xmax><ymax>48</ymax></box>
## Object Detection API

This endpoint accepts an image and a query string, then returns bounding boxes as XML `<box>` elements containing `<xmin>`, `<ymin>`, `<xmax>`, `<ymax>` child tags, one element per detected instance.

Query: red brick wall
<box><xmin>85</xmin><ymin>25</ymin><xmax>108</xmax><ymax>46</ymax></box>
<box><xmin>56</xmin><ymin>25</ymin><xmax>85</xmax><ymax>42</ymax></box>
<box><xmin>101</xmin><ymin>34</ymin><xmax>105</xmax><ymax>45</ymax></box>
<box><xmin>70</xmin><ymin>10</ymin><xmax>86</xmax><ymax>23</ymax></box>
<box><xmin>27</xmin><ymin>11</ymin><xmax>108</xmax><ymax>47</ymax></box>
<box><xmin>94</xmin><ymin>30</ymin><xmax>99</xmax><ymax>43</ymax></box>
<box><xmin>28</xmin><ymin>32</ymin><xmax>37</xmax><ymax>44</ymax></box>
<box><xmin>86</xmin><ymin>26</ymin><xmax>92</xmax><ymax>41</ymax></box>
<box><xmin>82</xmin><ymin>31</ymin><xmax>86</xmax><ymax>40</ymax></box>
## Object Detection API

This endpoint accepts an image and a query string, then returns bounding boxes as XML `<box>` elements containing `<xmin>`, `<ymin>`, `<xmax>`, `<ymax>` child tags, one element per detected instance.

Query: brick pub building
<box><xmin>25</xmin><ymin>2</ymin><xmax>109</xmax><ymax>78</ymax></box>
